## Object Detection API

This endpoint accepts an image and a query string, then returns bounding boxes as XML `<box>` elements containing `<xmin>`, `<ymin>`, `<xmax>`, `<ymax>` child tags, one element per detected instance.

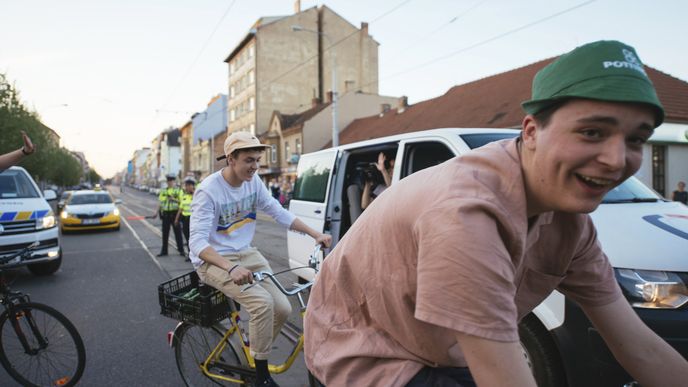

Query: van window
<box><xmin>293</xmin><ymin>153</ymin><xmax>333</xmax><ymax>203</ymax></box>
<box><xmin>401</xmin><ymin>141</ymin><xmax>454</xmax><ymax>178</ymax></box>
<box><xmin>0</xmin><ymin>170</ymin><xmax>40</xmax><ymax>199</ymax></box>
<box><xmin>460</xmin><ymin>133</ymin><xmax>519</xmax><ymax>149</ymax></box>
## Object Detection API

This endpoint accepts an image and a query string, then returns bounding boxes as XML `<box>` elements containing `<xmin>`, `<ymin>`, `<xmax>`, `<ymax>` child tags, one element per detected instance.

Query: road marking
<box><xmin>120</xmin><ymin>204</ymin><xmax>180</xmax><ymax>251</ymax></box>
<box><xmin>121</xmin><ymin>210</ymin><xmax>169</xmax><ymax>277</ymax></box>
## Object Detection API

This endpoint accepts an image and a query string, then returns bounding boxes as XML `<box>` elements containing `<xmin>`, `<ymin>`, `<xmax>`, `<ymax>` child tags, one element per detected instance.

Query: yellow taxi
<box><xmin>60</xmin><ymin>190</ymin><xmax>121</xmax><ymax>232</ymax></box>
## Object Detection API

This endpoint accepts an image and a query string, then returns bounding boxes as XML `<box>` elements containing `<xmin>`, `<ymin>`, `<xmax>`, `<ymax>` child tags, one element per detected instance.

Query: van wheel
<box><xmin>28</xmin><ymin>251</ymin><xmax>62</xmax><ymax>276</ymax></box>
<box><xmin>519</xmin><ymin>314</ymin><xmax>567</xmax><ymax>387</ymax></box>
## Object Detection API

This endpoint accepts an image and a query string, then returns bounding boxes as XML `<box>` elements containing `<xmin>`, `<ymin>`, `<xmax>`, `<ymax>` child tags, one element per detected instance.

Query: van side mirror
<box><xmin>43</xmin><ymin>190</ymin><xmax>57</xmax><ymax>201</ymax></box>
<box><xmin>115</xmin><ymin>199</ymin><xmax>122</xmax><ymax>205</ymax></box>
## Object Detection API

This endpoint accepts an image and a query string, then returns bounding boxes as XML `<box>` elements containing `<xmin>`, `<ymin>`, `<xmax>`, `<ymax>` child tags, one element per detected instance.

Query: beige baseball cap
<box><xmin>216</xmin><ymin>131</ymin><xmax>270</xmax><ymax>161</ymax></box>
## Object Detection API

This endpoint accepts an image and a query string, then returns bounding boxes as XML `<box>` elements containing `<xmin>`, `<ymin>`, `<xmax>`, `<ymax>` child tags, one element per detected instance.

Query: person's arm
<box><xmin>361</xmin><ymin>180</ymin><xmax>373</xmax><ymax>209</ymax></box>
<box><xmin>672</xmin><ymin>191</ymin><xmax>678</xmax><ymax>201</ymax></box>
<box><xmin>583</xmin><ymin>297</ymin><xmax>688</xmax><ymax>386</ymax></box>
<box><xmin>0</xmin><ymin>131</ymin><xmax>35</xmax><ymax>170</ymax></box>
<box><xmin>456</xmin><ymin>332</ymin><xmax>537</xmax><ymax>387</ymax></box>
<box><xmin>199</xmin><ymin>246</ymin><xmax>254</xmax><ymax>285</ymax></box>
<box><xmin>289</xmin><ymin>217</ymin><xmax>332</xmax><ymax>247</ymax></box>
<box><xmin>375</xmin><ymin>152</ymin><xmax>392</xmax><ymax>187</ymax></box>
<box><xmin>174</xmin><ymin>208</ymin><xmax>182</xmax><ymax>225</ymax></box>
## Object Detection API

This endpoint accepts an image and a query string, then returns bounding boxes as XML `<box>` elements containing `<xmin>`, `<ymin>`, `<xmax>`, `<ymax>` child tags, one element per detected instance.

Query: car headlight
<box><xmin>615</xmin><ymin>269</ymin><xmax>688</xmax><ymax>309</ymax></box>
<box><xmin>60</xmin><ymin>211</ymin><xmax>69</xmax><ymax>219</ymax></box>
<box><xmin>37</xmin><ymin>214</ymin><xmax>56</xmax><ymax>229</ymax></box>
<box><xmin>113</xmin><ymin>208</ymin><xmax>120</xmax><ymax>216</ymax></box>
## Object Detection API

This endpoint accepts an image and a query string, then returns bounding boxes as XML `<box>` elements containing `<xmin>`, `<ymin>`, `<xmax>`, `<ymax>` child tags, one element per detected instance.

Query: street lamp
<box><xmin>292</xmin><ymin>24</ymin><xmax>338</xmax><ymax>147</ymax></box>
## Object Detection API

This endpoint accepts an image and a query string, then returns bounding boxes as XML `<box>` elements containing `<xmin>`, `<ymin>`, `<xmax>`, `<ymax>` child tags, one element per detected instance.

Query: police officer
<box><xmin>155</xmin><ymin>174</ymin><xmax>185</xmax><ymax>257</ymax></box>
<box><xmin>175</xmin><ymin>177</ymin><xmax>195</xmax><ymax>260</ymax></box>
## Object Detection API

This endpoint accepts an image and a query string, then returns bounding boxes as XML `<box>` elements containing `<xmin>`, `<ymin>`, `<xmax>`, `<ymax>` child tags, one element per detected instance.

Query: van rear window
<box><xmin>293</xmin><ymin>152</ymin><xmax>334</xmax><ymax>203</ymax></box>
<box><xmin>0</xmin><ymin>170</ymin><xmax>40</xmax><ymax>199</ymax></box>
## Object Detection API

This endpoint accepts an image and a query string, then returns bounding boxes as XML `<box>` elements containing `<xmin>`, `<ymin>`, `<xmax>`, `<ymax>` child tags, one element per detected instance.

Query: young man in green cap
<box><xmin>304</xmin><ymin>40</ymin><xmax>688</xmax><ymax>386</ymax></box>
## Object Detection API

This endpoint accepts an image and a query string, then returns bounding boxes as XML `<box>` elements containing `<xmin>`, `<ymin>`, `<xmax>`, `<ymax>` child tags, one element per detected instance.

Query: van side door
<box><xmin>287</xmin><ymin>149</ymin><xmax>337</xmax><ymax>269</ymax></box>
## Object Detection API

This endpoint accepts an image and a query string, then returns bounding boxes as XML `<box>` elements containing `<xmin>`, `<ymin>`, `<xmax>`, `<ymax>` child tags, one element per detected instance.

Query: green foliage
<box><xmin>87</xmin><ymin>169</ymin><xmax>101</xmax><ymax>184</ymax></box>
<box><xmin>0</xmin><ymin>73</ymin><xmax>83</xmax><ymax>186</ymax></box>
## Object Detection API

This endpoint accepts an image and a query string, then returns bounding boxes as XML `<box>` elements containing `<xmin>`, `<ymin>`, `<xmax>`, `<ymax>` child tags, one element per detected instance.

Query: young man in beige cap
<box><xmin>189</xmin><ymin>131</ymin><xmax>331</xmax><ymax>387</ymax></box>
<box><xmin>304</xmin><ymin>40</ymin><xmax>688</xmax><ymax>386</ymax></box>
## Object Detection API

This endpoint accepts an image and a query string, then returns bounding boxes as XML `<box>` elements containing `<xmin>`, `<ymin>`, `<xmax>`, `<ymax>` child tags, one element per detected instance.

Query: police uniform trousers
<box><xmin>160</xmin><ymin>210</ymin><xmax>185</xmax><ymax>255</ymax></box>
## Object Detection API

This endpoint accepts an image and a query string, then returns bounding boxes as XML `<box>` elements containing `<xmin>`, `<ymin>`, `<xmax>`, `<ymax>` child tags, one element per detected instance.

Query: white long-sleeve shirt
<box><xmin>189</xmin><ymin>170</ymin><xmax>296</xmax><ymax>268</ymax></box>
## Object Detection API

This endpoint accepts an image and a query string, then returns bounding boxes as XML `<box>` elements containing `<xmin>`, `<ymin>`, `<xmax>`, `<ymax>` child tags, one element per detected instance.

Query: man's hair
<box><xmin>532</xmin><ymin>99</ymin><xmax>570</xmax><ymax>128</ymax></box>
<box><xmin>230</xmin><ymin>146</ymin><xmax>267</xmax><ymax>160</ymax></box>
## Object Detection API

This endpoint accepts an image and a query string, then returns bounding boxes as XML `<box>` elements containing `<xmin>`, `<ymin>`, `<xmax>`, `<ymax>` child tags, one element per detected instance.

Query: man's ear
<box><xmin>521</xmin><ymin>115</ymin><xmax>539</xmax><ymax>150</ymax></box>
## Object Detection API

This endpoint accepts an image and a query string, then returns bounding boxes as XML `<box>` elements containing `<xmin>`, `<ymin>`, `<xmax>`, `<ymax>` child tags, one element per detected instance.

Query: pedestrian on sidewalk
<box><xmin>154</xmin><ymin>174</ymin><xmax>185</xmax><ymax>257</ymax></box>
<box><xmin>672</xmin><ymin>181</ymin><xmax>687</xmax><ymax>204</ymax></box>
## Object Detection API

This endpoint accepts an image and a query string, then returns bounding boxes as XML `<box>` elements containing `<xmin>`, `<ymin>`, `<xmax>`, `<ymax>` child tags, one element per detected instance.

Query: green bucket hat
<box><xmin>522</xmin><ymin>40</ymin><xmax>664</xmax><ymax>126</ymax></box>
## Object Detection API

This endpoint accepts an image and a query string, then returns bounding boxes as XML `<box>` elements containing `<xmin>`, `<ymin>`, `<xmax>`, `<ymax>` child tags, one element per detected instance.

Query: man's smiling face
<box><xmin>521</xmin><ymin>99</ymin><xmax>655</xmax><ymax>215</ymax></box>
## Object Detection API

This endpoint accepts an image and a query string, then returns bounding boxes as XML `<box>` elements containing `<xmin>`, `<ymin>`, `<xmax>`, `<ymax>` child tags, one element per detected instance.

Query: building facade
<box><xmin>224</xmin><ymin>5</ymin><xmax>379</xmax><ymax>137</ymax></box>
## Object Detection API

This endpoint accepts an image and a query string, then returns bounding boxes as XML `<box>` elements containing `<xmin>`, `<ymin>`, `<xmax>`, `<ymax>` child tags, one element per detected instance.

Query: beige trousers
<box><xmin>197</xmin><ymin>247</ymin><xmax>292</xmax><ymax>359</ymax></box>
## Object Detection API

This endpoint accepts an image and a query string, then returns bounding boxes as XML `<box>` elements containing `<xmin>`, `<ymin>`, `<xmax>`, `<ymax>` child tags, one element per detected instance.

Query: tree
<box><xmin>1</xmin><ymin>73</ymin><xmax>84</xmax><ymax>186</ymax></box>
<box><xmin>88</xmin><ymin>169</ymin><xmax>101</xmax><ymax>184</ymax></box>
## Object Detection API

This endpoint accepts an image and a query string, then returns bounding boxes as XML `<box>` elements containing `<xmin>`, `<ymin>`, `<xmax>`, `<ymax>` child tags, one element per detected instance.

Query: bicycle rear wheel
<box><xmin>175</xmin><ymin>322</ymin><xmax>251</xmax><ymax>386</ymax></box>
<box><xmin>0</xmin><ymin>302</ymin><xmax>86</xmax><ymax>387</ymax></box>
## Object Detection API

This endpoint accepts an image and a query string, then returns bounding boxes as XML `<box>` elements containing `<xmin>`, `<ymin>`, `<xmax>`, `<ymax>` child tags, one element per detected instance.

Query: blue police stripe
<box><xmin>0</xmin><ymin>212</ymin><xmax>17</xmax><ymax>221</ymax></box>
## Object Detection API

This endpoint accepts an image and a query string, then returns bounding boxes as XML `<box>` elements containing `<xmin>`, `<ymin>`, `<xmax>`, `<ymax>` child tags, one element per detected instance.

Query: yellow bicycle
<box><xmin>159</xmin><ymin>246</ymin><xmax>322</xmax><ymax>387</ymax></box>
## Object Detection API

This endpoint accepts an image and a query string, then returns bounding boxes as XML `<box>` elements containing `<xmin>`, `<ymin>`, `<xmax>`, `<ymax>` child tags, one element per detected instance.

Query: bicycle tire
<box><xmin>0</xmin><ymin>302</ymin><xmax>86</xmax><ymax>387</ymax></box>
<box><xmin>175</xmin><ymin>322</ymin><xmax>251</xmax><ymax>387</ymax></box>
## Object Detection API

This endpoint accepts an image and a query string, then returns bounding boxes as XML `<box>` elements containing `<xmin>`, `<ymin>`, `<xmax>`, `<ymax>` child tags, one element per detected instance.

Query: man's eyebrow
<box><xmin>577</xmin><ymin>115</ymin><xmax>654</xmax><ymax>133</ymax></box>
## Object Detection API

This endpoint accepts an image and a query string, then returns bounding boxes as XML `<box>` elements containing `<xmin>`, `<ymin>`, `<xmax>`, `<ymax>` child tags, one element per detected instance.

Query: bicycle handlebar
<box><xmin>0</xmin><ymin>241</ymin><xmax>39</xmax><ymax>266</ymax></box>
<box><xmin>242</xmin><ymin>244</ymin><xmax>323</xmax><ymax>295</ymax></box>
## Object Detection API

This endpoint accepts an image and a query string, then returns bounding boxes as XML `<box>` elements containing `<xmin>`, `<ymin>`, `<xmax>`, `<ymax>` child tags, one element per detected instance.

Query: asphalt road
<box><xmin>0</xmin><ymin>185</ymin><xmax>309</xmax><ymax>387</ymax></box>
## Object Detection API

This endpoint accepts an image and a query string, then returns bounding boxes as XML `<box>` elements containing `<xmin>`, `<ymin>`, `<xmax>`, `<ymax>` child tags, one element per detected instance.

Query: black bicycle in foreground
<box><xmin>0</xmin><ymin>241</ymin><xmax>85</xmax><ymax>387</ymax></box>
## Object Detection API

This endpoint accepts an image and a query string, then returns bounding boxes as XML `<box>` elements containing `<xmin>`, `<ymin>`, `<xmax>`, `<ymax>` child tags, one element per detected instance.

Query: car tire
<box><xmin>519</xmin><ymin>314</ymin><xmax>568</xmax><ymax>387</ymax></box>
<box><xmin>27</xmin><ymin>249</ymin><xmax>62</xmax><ymax>276</ymax></box>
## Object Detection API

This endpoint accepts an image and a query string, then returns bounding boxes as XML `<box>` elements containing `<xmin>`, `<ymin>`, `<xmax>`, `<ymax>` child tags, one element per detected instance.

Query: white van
<box><xmin>0</xmin><ymin>166</ymin><xmax>62</xmax><ymax>275</ymax></box>
<box><xmin>287</xmin><ymin>128</ymin><xmax>688</xmax><ymax>387</ymax></box>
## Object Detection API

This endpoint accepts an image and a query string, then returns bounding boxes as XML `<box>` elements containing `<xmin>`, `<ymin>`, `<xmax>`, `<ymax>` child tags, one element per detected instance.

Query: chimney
<box><xmin>397</xmin><ymin>96</ymin><xmax>408</xmax><ymax>113</ymax></box>
<box><xmin>361</xmin><ymin>22</ymin><xmax>368</xmax><ymax>35</ymax></box>
<box><xmin>294</xmin><ymin>0</ymin><xmax>301</xmax><ymax>13</ymax></box>
<box><xmin>326</xmin><ymin>91</ymin><xmax>333</xmax><ymax>103</ymax></box>
<box><xmin>380</xmin><ymin>103</ymin><xmax>391</xmax><ymax>116</ymax></box>
<box><xmin>312</xmin><ymin>97</ymin><xmax>320</xmax><ymax>108</ymax></box>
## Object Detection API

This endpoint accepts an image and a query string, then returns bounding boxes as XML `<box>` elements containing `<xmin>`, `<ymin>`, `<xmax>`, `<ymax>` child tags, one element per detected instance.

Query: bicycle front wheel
<box><xmin>175</xmin><ymin>323</ymin><xmax>251</xmax><ymax>386</ymax></box>
<box><xmin>0</xmin><ymin>302</ymin><xmax>86</xmax><ymax>387</ymax></box>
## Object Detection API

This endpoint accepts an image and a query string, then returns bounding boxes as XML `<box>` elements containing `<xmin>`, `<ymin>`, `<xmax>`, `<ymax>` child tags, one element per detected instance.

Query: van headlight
<box><xmin>37</xmin><ymin>215</ymin><xmax>56</xmax><ymax>229</ymax></box>
<box><xmin>615</xmin><ymin>269</ymin><xmax>688</xmax><ymax>309</ymax></box>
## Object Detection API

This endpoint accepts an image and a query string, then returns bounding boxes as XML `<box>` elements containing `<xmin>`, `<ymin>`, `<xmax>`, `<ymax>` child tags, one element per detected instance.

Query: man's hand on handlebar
<box><xmin>229</xmin><ymin>265</ymin><xmax>254</xmax><ymax>286</ymax></box>
<box><xmin>315</xmin><ymin>233</ymin><xmax>332</xmax><ymax>248</ymax></box>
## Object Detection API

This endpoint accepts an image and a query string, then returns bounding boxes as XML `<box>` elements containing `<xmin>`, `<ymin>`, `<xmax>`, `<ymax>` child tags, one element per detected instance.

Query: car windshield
<box><xmin>69</xmin><ymin>193</ymin><xmax>113</xmax><ymax>205</ymax></box>
<box><xmin>0</xmin><ymin>170</ymin><xmax>40</xmax><ymax>199</ymax></box>
<box><xmin>60</xmin><ymin>192</ymin><xmax>71</xmax><ymax>200</ymax></box>
<box><xmin>602</xmin><ymin>177</ymin><xmax>659</xmax><ymax>203</ymax></box>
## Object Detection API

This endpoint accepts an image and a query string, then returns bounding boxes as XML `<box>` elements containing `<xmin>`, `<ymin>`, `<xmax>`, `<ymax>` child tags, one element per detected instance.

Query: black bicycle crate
<box><xmin>158</xmin><ymin>271</ymin><xmax>229</xmax><ymax>327</ymax></box>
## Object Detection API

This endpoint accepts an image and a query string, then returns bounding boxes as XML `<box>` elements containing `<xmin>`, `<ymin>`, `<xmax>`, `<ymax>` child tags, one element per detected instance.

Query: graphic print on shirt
<box><xmin>216</xmin><ymin>193</ymin><xmax>257</xmax><ymax>235</ymax></box>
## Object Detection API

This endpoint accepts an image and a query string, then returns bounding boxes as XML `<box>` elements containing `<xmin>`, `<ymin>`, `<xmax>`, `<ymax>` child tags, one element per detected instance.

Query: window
<box><xmin>0</xmin><ymin>170</ymin><xmax>39</xmax><ymax>198</ymax></box>
<box><xmin>285</xmin><ymin>142</ymin><xmax>290</xmax><ymax>162</ymax></box>
<box><xmin>401</xmin><ymin>142</ymin><xmax>452</xmax><ymax>178</ymax></box>
<box><xmin>249</xmin><ymin>97</ymin><xmax>255</xmax><ymax>111</ymax></box>
<box><xmin>295</xmin><ymin>138</ymin><xmax>302</xmax><ymax>155</ymax></box>
<box><xmin>293</xmin><ymin>152</ymin><xmax>335</xmax><ymax>203</ymax></box>
<box><xmin>230</xmin><ymin>86</ymin><xmax>235</xmax><ymax>98</ymax></box>
<box><xmin>345</xmin><ymin>80</ymin><xmax>355</xmax><ymax>92</ymax></box>
<box><xmin>230</xmin><ymin>109</ymin><xmax>235</xmax><ymax>122</ymax></box>
<box><xmin>271</xmin><ymin>145</ymin><xmax>277</xmax><ymax>163</ymax></box>
<box><xmin>250</xmin><ymin>124</ymin><xmax>255</xmax><ymax>134</ymax></box>
<box><xmin>248</xmin><ymin>70</ymin><xmax>255</xmax><ymax>84</ymax></box>
<box><xmin>652</xmin><ymin>145</ymin><xmax>666</xmax><ymax>197</ymax></box>
<box><xmin>229</xmin><ymin>62</ymin><xmax>235</xmax><ymax>74</ymax></box>
<box><xmin>249</xmin><ymin>44</ymin><xmax>255</xmax><ymax>58</ymax></box>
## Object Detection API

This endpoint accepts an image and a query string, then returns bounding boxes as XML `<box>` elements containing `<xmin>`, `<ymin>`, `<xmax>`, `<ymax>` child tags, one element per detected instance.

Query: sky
<box><xmin>1</xmin><ymin>0</ymin><xmax>686</xmax><ymax>178</ymax></box>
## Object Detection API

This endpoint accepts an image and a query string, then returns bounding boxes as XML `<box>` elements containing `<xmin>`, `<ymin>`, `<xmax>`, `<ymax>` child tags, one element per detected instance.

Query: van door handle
<box><xmin>314</xmin><ymin>210</ymin><xmax>322</xmax><ymax>214</ymax></box>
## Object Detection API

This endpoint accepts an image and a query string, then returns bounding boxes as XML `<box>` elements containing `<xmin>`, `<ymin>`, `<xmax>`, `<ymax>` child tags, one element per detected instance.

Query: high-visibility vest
<box><xmin>159</xmin><ymin>187</ymin><xmax>182</xmax><ymax>212</ymax></box>
<box><xmin>180</xmin><ymin>192</ymin><xmax>193</xmax><ymax>216</ymax></box>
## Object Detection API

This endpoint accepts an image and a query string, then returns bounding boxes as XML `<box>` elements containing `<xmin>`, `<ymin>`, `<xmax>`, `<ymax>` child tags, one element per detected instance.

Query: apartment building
<box><xmin>224</xmin><ymin>4</ymin><xmax>379</xmax><ymax>137</ymax></box>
